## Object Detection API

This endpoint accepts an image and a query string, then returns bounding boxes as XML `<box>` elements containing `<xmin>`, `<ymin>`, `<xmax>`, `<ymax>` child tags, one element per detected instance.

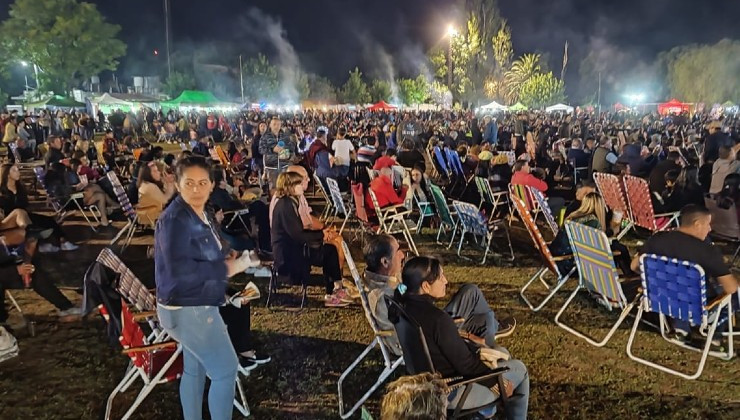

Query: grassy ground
<box><xmin>1</xmin><ymin>166</ymin><xmax>739</xmax><ymax>419</ymax></box>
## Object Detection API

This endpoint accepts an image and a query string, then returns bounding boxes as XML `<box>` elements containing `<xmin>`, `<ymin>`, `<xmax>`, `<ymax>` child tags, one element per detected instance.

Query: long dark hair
<box><xmin>394</xmin><ymin>256</ymin><xmax>443</xmax><ymax>302</ymax></box>
<box><xmin>0</xmin><ymin>163</ymin><xmax>26</xmax><ymax>197</ymax></box>
<box><xmin>137</xmin><ymin>161</ymin><xmax>165</xmax><ymax>191</ymax></box>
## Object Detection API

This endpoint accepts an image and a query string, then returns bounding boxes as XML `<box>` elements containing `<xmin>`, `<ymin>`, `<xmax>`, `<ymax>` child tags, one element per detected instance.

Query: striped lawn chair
<box><xmin>412</xmin><ymin>187</ymin><xmax>435</xmax><ymax>232</ymax></box>
<box><xmin>501</xmin><ymin>151</ymin><xmax>516</xmax><ymax>167</ymax></box>
<box><xmin>313</xmin><ymin>173</ymin><xmax>334</xmax><ymax>221</ymax></box>
<box><xmin>511</xmin><ymin>196</ymin><xmax>575</xmax><ymax>311</ymax></box>
<box><xmin>508</xmin><ymin>183</ymin><xmax>541</xmax><ymax>225</ymax></box>
<box><xmin>429</xmin><ymin>184</ymin><xmax>457</xmax><ymax>247</ymax></box>
<box><xmin>474</xmin><ymin>176</ymin><xmax>509</xmax><ymax>220</ymax></box>
<box><xmin>425</xmin><ymin>147</ymin><xmax>440</xmax><ymax>180</ymax></box>
<box><xmin>33</xmin><ymin>167</ymin><xmax>101</xmax><ymax>231</ymax></box>
<box><xmin>107</xmin><ymin>171</ymin><xmax>151</xmax><ymax>251</ymax></box>
<box><xmin>529</xmin><ymin>187</ymin><xmax>559</xmax><ymax>236</ymax></box>
<box><xmin>337</xmin><ymin>241</ymin><xmax>404</xmax><ymax>419</ymax></box>
<box><xmin>623</xmin><ymin>175</ymin><xmax>679</xmax><ymax>233</ymax></box>
<box><xmin>555</xmin><ymin>221</ymin><xmax>640</xmax><ymax>347</ymax></box>
<box><xmin>451</xmin><ymin>200</ymin><xmax>513</xmax><ymax>264</ymax></box>
<box><xmin>593</xmin><ymin>173</ymin><xmax>633</xmax><ymax>239</ymax></box>
<box><xmin>627</xmin><ymin>254</ymin><xmax>735</xmax><ymax>379</ymax></box>
<box><xmin>433</xmin><ymin>146</ymin><xmax>451</xmax><ymax>180</ymax></box>
<box><xmin>368</xmin><ymin>189</ymin><xmax>418</xmax><ymax>256</ymax></box>
<box><xmin>326</xmin><ymin>177</ymin><xmax>352</xmax><ymax>235</ymax></box>
<box><xmin>8</xmin><ymin>142</ymin><xmax>44</xmax><ymax>169</ymax></box>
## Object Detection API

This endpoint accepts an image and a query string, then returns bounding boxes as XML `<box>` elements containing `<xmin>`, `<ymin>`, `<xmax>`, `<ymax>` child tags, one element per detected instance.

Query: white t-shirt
<box><xmin>332</xmin><ymin>138</ymin><xmax>355</xmax><ymax>166</ymax></box>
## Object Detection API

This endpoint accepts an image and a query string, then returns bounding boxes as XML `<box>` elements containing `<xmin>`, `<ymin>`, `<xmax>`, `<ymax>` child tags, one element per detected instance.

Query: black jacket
<box><xmin>270</xmin><ymin>196</ymin><xmax>322</xmax><ymax>283</ymax></box>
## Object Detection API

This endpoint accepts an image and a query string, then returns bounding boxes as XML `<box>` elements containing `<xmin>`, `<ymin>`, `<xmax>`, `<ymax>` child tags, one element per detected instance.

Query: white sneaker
<box><xmin>251</xmin><ymin>266</ymin><xmax>272</xmax><ymax>278</ymax></box>
<box><xmin>39</xmin><ymin>243</ymin><xmax>60</xmax><ymax>253</ymax></box>
<box><xmin>60</xmin><ymin>241</ymin><xmax>79</xmax><ymax>251</ymax></box>
<box><xmin>58</xmin><ymin>307</ymin><xmax>82</xmax><ymax>317</ymax></box>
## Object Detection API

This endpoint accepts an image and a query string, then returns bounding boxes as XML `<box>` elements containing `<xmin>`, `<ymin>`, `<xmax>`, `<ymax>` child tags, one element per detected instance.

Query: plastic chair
<box><xmin>337</xmin><ymin>241</ymin><xmax>404</xmax><ymax>419</ymax></box>
<box><xmin>593</xmin><ymin>172</ymin><xmax>633</xmax><ymax>239</ymax></box>
<box><xmin>555</xmin><ymin>221</ymin><xmax>639</xmax><ymax>347</ymax></box>
<box><xmin>429</xmin><ymin>184</ymin><xmax>458</xmax><ymax>247</ymax></box>
<box><xmin>627</xmin><ymin>254</ymin><xmax>735</xmax><ymax>379</ymax></box>
<box><xmin>511</xmin><ymin>196</ymin><xmax>575</xmax><ymax>312</ymax></box>
<box><xmin>451</xmin><ymin>200</ymin><xmax>514</xmax><ymax>264</ymax></box>
<box><xmin>623</xmin><ymin>175</ymin><xmax>679</xmax><ymax>233</ymax></box>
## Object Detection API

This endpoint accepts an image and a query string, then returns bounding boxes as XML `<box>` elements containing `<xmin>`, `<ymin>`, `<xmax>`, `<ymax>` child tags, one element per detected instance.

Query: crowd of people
<box><xmin>1</xmin><ymin>103</ymin><xmax>738</xmax><ymax>419</ymax></box>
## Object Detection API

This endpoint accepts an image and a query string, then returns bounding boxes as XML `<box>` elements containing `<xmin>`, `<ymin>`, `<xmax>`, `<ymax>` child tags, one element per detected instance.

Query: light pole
<box><xmin>446</xmin><ymin>25</ymin><xmax>457</xmax><ymax>93</ymax></box>
<box><xmin>163</xmin><ymin>0</ymin><xmax>172</xmax><ymax>77</ymax></box>
<box><xmin>20</xmin><ymin>60</ymin><xmax>41</xmax><ymax>97</ymax></box>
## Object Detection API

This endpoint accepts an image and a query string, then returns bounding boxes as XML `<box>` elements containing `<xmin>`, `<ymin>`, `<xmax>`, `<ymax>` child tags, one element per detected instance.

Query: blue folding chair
<box><xmin>627</xmin><ymin>254</ymin><xmax>735</xmax><ymax>379</ymax></box>
<box><xmin>451</xmin><ymin>200</ymin><xmax>513</xmax><ymax>264</ymax></box>
<box><xmin>433</xmin><ymin>146</ymin><xmax>451</xmax><ymax>180</ymax></box>
<box><xmin>555</xmin><ymin>221</ymin><xmax>639</xmax><ymax>347</ymax></box>
<box><xmin>529</xmin><ymin>187</ymin><xmax>559</xmax><ymax>236</ymax></box>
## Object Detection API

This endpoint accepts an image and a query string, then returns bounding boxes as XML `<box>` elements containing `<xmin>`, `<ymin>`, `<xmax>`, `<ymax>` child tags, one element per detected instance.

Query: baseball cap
<box><xmin>373</xmin><ymin>156</ymin><xmax>396</xmax><ymax>170</ymax></box>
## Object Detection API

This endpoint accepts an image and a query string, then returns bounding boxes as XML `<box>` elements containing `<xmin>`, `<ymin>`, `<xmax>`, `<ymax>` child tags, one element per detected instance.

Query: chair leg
<box><xmin>520</xmin><ymin>267</ymin><xmax>574</xmax><ymax>312</ymax></box>
<box><xmin>233</xmin><ymin>376</ymin><xmax>251</xmax><ymax>417</ymax></box>
<box><xmin>447</xmin><ymin>222</ymin><xmax>459</xmax><ymax>249</ymax></box>
<box><xmin>105</xmin><ymin>368</ymin><xmax>139</xmax><ymax>420</ymax></box>
<box><xmin>110</xmin><ymin>221</ymin><xmax>133</xmax><ymax>246</ymax></box>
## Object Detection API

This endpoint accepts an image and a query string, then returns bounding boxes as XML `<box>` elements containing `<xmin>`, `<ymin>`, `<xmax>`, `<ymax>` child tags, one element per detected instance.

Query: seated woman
<box><xmin>270</xmin><ymin>171</ymin><xmax>351</xmax><ymax>308</ymax></box>
<box><xmin>63</xmin><ymin>160</ymin><xmax>120</xmax><ymax>226</ymax></box>
<box><xmin>550</xmin><ymin>192</ymin><xmax>634</xmax><ymax>277</ymax></box>
<box><xmin>389</xmin><ymin>256</ymin><xmax>529</xmax><ymax>419</ymax></box>
<box><xmin>137</xmin><ymin>161</ymin><xmax>176</xmax><ymax>227</ymax></box>
<box><xmin>0</xmin><ymin>164</ymin><xmax>78</xmax><ymax>253</ymax></box>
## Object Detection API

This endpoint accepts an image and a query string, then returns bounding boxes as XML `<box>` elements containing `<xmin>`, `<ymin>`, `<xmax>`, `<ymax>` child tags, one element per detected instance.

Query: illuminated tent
<box><xmin>160</xmin><ymin>90</ymin><xmax>232</xmax><ymax>110</ymax></box>
<box><xmin>367</xmin><ymin>100</ymin><xmax>398</xmax><ymax>111</ymax></box>
<box><xmin>508</xmin><ymin>102</ymin><xmax>528</xmax><ymax>111</ymax></box>
<box><xmin>657</xmin><ymin>98</ymin><xmax>690</xmax><ymax>115</ymax></box>
<box><xmin>545</xmin><ymin>103</ymin><xmax>574</xmax><ymax>113</ymax></box>
<box><xmin>479</xmin><ymin>100</ymin><xmax>508</xmax><ymax>112</ymax></box>
<box><xmin>25</xmin><ymin>95</ymin><xmax>85</xmax><ymax>111</ymax></box>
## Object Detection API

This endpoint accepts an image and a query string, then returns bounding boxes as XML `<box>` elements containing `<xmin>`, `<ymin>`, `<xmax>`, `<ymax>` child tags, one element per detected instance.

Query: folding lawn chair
<box><xmin>8</xmin><ymin>142</ymin><xmax>44</xmax><ymax>169</ymax></box>
<box><xmin>555</xmin><ymin>221</ymin><xmax>640</xmax><ymax>347</ymax></box>
<box><xmin>593</xmin><ymin>172</ymin><xmax>633</xmax><ymax>239</ymax></box>
<box><xmin>425</xmin><ymin>148</ymin><xmax>440</xmax><ymax>180</ymax></box>
<box><xmin>412</xmin><ymin>187</ymin><xmax>435</xmax><ymax>232</ymax></box>
<box><xmin>101</xmin><ymin>300</ymin><xmax>250</xmax><ymax>420</ymax></box>
<box><xmin>313</xmin><ymin>173</ymin><xmax>334</xmax><ymax>221</ymax></box>
<box><xmin>627</xmin><ymin>254</ymin><xmax>735</xmax><ymax>379</ymax></box>
<box><xmin>475</xmin><ymin>177</ymin><xmax>510</xmax><ymax>223</ymax></box>
<box><xmin>501</xmin><ymin>151</ymin><xmax>516</xmax><ymax>167</ymax></box>
<box><xmin>107</xmin><ymin>172</ymin><xmax>152</xmax><ymax>251</ymax></box>
<box><xmin>451</xmin><ymin>200</ymin><xmax>513</xmax><ymax>264</ymax></box>
<box><xmin>368</xmin><ymin>189</ymin><xmax>419</xmax><ymax>256</ymax></box>
<box><xmin>529</xmin><ymin>187</ymin><xmax>559</xmax><ymax>236</ymax></box>
<box><xmin>511</xmin><ymin>196</ymin><xmax>575</xmax><ymax>312</ymax></box>
<box><xmin>337</xmin><ymin>241</ymin><xmax>404</xmax><ymax>419</ymax></box>
<box><xmin>0</xmin><ymin>237</ymin><xmax>34</xmax><ymax>336</ymax></box>
<box><xmin>33</xmin><ymin>167</ymin><xmax>102</xmax><ymax>231</ymax></box>
<box><xmin>507</xmin><ymin>183</ymin><xmax>540</xmax><ymax>225</ymax></box>
<box><xmin>429</xmin><ymin>184</ymin><xmax>458</xmax><ymax>247</ymax></box>
<box><xmin>349</xmin><ymin>183</ymin><xmax>376</xmax><ymax>244</ymax></box>
<box><xmin>433</xmin><ymin>146</ymin><xmax>451</xmax><ymax>181</ymax></box>
<box><xmin>326</xmin><ymin>177</ymin><xmax>352</xmax><ymax>235</ymax></box>
<box><xmin>623</xmin><ymin>175</ymin><xmax>680</xmax><ymax>234</ymax></box>
<box><xmin>386</xmin><ymin>297</ymin><xmax>510</xmax><ymax>420</ymax></box>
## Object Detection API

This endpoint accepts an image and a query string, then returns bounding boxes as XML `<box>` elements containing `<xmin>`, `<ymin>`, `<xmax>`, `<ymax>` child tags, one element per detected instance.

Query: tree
<box><xmin>369</xmin><ymin>79</ymin><xmax>392</xmax><ymax>103</ymax></box>
<box><xmin>397</xmin><ymin>75</ymin><xmax>430</xmax><ymax>105</ymax></box>
<box><xmin>339</xmin><ymin>68</ymin><xmax>370</xmax><ymax>104</ymax></box>
<box><xmin>492</xmin><ymin>22</ymin><xmax>513</xmax><ymax>72</ymax></box>
<box><xmin>0</xmin><ymin>0</ymin><xmax>126</xmax><ymax>93</ymax></box>
<box><xmin>662</xmin><ymin>39</ymin><xmax>740</xmax><ymax>103</ymax></box>
<box><xmin>518</xmin><ymin>72</ymin><xmax>566</xmax><ymax>109</ymax></box>
<box><xmin>241</xmin><ymin>53</ymin><xmax>279</xmax><ymax>102</ymax></box>
<box><xmin>161</xmin><ymin>71</ymin><xmax>196</xmax><ymax>98</ymax></box>
<box><xmin>503</xmin><ymin>53</ymin><xmax>542</xmax><ymax>103</ymax></box>
<box><xmin>307</xmin><ymin>74</ymin><xmax>337</xmax><ymax>102</ymax></box>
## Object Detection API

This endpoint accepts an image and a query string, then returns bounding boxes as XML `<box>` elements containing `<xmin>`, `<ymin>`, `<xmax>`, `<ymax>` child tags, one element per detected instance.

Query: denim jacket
<box><xmin>154</xmin><ymin>195</ymin><xmax>228</xmax><ymax>306</ymax></box>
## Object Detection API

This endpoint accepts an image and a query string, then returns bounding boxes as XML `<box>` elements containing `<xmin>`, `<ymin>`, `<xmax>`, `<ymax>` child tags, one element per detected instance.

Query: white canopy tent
<box><xmin>546</xmin><ymin>103</ymin><xmax>574</xmax><ymax>113</ymax></box>
<box><xmin>479</xmin><ymin>101</ymin><xmax>508</xmax><ymax>112</ymax></box>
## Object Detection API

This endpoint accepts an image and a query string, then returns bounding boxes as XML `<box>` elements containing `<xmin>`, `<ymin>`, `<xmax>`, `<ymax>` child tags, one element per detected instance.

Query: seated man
<box><xmin>366</xmin><ymin>156</ymin><xmax>408</xmax><ymax>212</ymax></box>
<box><xmin>510</xmin><ymin>160</ymin><xmax>565</xmax><ymax>216</ymax></box>
<box><xmin>362</xmin><ymin>234</ymin><xmax>515</xmax><ymax>357</ymax></box>
<box><xmin>631</xmin><ymin>205</ymin><xmax>739</xmax><ymax>338</ymax></box>
<box><xmin>567</xmin><ymin>138</ymin><xmax>590</xmax><ymax>169</ymax></box>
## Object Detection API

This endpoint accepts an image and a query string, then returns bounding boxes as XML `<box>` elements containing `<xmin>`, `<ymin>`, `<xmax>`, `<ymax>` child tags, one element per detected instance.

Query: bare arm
<box><xmin>717</xmin><ymin>274</ymin><xmax>738</xmax><ymax>295</ymax></box>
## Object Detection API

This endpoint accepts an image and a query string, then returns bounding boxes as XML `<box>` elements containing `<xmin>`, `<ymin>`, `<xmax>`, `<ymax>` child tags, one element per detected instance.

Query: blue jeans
<box><xmin>445</xmin><ymin>284</ymin><xmax>499</xmax><ymax>347</ymax></box>
<box><xmin>157</xmin><ymin>305</ymin><xmax>238</xmax><ymax>420</ymax></box>
<box><xmin>448</xmin><ymin>359</ymin><xmax>530</xmax><ymax>420</ymax></box>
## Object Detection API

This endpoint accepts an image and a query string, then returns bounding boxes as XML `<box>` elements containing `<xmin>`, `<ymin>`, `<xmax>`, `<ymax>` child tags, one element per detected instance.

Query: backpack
<box><xmin>0</xmin><ymin>326</ymin><xmax>19</xmax><ymax>363</ymax></box>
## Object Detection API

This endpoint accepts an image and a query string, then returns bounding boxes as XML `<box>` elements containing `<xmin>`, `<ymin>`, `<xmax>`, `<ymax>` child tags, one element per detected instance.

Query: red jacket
<box><xmin>511</xmin><ymin>171</ymin><xmax>548</xmax><ymax>194</ymax></box>
<box><xmin>367</xmin><ymin>175</ymin><xmax>407</xmax><ymax>210</ymax></box>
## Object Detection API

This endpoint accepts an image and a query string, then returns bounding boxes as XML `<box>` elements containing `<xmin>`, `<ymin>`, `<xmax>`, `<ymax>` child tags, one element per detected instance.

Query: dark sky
<box><xmin>3</xmin><ymin>0</ymin><xmax>739</xmax><ymax>100</ymax></box>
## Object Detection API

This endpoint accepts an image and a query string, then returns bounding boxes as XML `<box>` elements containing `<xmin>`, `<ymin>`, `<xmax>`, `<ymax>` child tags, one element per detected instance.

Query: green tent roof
<box><xmin>161</xmin><ymin>90</ymin><xmax>222</xmax><ymax>107</ymax></box>
<box><xmin>26</xmin><ymin>95</ymin><xmax>84</xmax><ymax>108</ymax></box>
<box><xmin>508</xmin><ymin>102</ymin><xmax>528</xmax><ymax>111</ymax></box>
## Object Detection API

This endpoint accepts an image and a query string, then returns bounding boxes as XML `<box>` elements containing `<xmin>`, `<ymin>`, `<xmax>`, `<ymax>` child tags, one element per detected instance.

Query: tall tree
<box><xmin>518</xmin><ymin>72</ymin><xmax>566</xmax><ymax>109</ymax></box>
<box><xmin>307</xmin><ymin>74</ymin><xmax>337</xmax><ymax>102</ymax></box>
<box><xmin>503</xmin><ymin>53</ymin><xmax>543</xmax><ymax>103</ymax></box>
<box><xmin>241</xmin><ymin>53</ymin><xmax>278</xmax><ymax>102</ymax></box>
<box><xmin>397</xmin><ymin>75</ymin><xmax>430</xmax><ymax>105</ymax></box>
<box><xmin>369</xmin><ymin>79</ymin><xmax>392</xmax><ymax>103</ymax></box>
<box><xmin>0</xmin><ymin>0</ymin><xmax>126</xmax><ymax>93</ymax></box>
<box><xmin>339</xmin><ymin>68</ymin><xmax>370</xmax><ymax>104</ymax></box>
<box><xmin>161</xmin><ymin>71</ymin><xmax>196</xmax><ymax>98</ymax></box>
<box><xmin>662</xmin><ymin>39</ymin><xmax>740</xmax><ymax>103</ymax></box>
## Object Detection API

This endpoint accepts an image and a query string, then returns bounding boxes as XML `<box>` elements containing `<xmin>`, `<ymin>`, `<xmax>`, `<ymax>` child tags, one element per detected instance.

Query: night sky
<box><xmin>2</xmin><ymin>0</ymin><xmax>739</xmax><ymax>101</ymax></box>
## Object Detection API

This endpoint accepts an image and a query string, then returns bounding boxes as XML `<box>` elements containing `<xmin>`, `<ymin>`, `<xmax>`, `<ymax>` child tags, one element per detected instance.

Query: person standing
<box><xmin>331</xmin><ymin>126</ymin><xmax>354</xmax><ymax>177</ymax></box>
<box><xmin>259</xmin><ymin>117</ymin><xmax>294</xmax><ymax>190</ymax></box>
<box><xmin>155</xmin><ymin>156</ymin><xmax>252</xmax><ymax>420</ymax></box>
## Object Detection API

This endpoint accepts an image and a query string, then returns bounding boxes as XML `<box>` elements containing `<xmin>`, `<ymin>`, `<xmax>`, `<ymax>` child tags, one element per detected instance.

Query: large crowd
<box><xmin>0</xmin><ymin>104</ymin><xmax>738</xmax><ymax>419</ymax></box>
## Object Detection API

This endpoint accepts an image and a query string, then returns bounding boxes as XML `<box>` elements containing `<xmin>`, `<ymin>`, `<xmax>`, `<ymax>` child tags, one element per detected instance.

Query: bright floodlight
<box><xmin>447</xmin><ymin>25</ymin><xmax>457</xmax><ymax>37</ymax></box>
<box><xmin>20</xmin><ymin>61</ymin><xmax>28</xmax><ymax>66</ymax></box>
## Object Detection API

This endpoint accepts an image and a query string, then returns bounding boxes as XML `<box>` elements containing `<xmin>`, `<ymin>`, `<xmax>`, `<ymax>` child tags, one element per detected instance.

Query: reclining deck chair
<box><xmin>555</xmin><ymin>221</ymin><xmax>640</xmax><ymax>347</ymax></box>
<box><xmin>507</xmin><ymin>183</ymin><xmax>540</xmax><ymax>226</ymax></box>
<box><xmin>337</xmin><ymin>241</ymin><xmax>404</xmax><ymax>419</ymax></box>
<box><xmin>511</xmin><ymin>196</ymin><xmax>575</xmax><ymax>312</ymax></box>
<box><xmin>451</xmin><ymin>200</ymin><xmax>514</xmax><ymax>264</ymax></box>
<box><xmin>368</xmin><ymin>189</ymin><xmax>419</xmax><ymax>256</ymax></box>
<box><xmin>529</xmin><ymin>187</ymin><xmax>559</xmax><ymax>236</ymax></box>
<box><xmin>326</xmin><ymin>177</ymin><xmax>352</xmax><ymax>235</ymax></box>
<box><xmin>433</xmin><ymin>146</ymin><xmax>451</xmax><ymax>182</ymax></box>
<box><xmin>349</xmin><ymin>182</ymin><xmax>376</xmax><ymax>244</ymax></box>
<box><xmin>627</xmin><ymin>254</ymin><xmax>735</xmax><ymax>379</ymax></box>
<box><xmin>593</xmin><ymin>173</ymin><xmax>633</xmax><ymax>239</ymax></box>
<box><xmin>623</xmin><ymin>175</ymin><xmax>680</xmax><ymax>234</ymax></box>
<box><xmin>385</xmin><ymin>297</ymin><xmax>510</xmax><ymax>419</ymax></box>
<box><xmin>107</xmin><ymin>172</ymin><xmax>152</xmax><ymax>252</ymax></box>
<box><xmin>412</xmin><ymin>186</ymin><xmax>435</xmax><ymax>232</ymax></box>
<box><xmin>8</xmin><ymin>142</ymin><xmax>44</xmax><ymax>170</ymax></box>
<box><xmin>429</xmin><ymin>184</ymin><xmax>458</xmax><ymax>247</ymax></box>
<box><xmin>33</xmin><ymin>166</ymin><xmax>102</xmax><ymax>231</ymax></box>
<box><xmin>474</xmin><ymin>176</ymin><xmax>509</xmax><ymax>222</ymax></box>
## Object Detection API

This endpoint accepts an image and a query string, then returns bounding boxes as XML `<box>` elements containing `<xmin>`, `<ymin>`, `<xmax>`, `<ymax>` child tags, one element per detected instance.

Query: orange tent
<box><xmin>367</xmin><ymin>101</ymin><xmax>397</xmax><ymax>111</ymax></box>
<box><xmin>657</xmin><ymin>99</ymin><xmax>690</xmax><ymax>115</ymax></box>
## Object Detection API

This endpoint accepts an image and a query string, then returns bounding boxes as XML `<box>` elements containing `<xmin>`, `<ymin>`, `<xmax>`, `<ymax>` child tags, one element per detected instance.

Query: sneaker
<box><xmin>38</xmin><ymin>243</ymin><xmax>60</xmax><ymax>253</ymax></box>
<box><xmin>238</xmin><ymin>357</ymin><xmax>259</xmax><ymax>374</ymax></box>
<box><xmin>333</xmin><ymin>288</ymin><xmax>354</xmax><ymax>304</ymax></box>
<box><xmin>324</xmin><ymin>294</ymin><xmax>351</xmax><ymax>308</ymax></box>
<box><xmin>251</xmin><ymin>266</ymin><xmax>273</xmax><ymax>278</ymax></box>
<box><xmin>60</xmin><ymin>241</ymin><xmax>79</xmax><ymax>251</ymax></box>
<box><xmin>494</xmin><ymin>317</ymin><xmax>516</xmax><ymax>339</ymax></box>
<box><xmin>243</xmin><ymin>351</ymin><xmax>271</xmax><ymax>365</ymax></box>
<box><xmin>341</xmin><ymin>279</ymin><xmax>361</xmax><ymax>299</ymax></box>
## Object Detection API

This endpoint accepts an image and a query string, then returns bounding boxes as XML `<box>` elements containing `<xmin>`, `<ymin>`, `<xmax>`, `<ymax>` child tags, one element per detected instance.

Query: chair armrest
<box><xmin>224</xmin><ymin>208</ymin><xmax>250</xmax><ymax>216</ymax></box>
<box><xmin>380</xmin><ymin>204</ymin><xmax>407</xmax><ymax>213</ymax></box>
<box><xmin>70</xmin><ymin>192</ymin><xmax>85</xmax><ymax>200</ymax></box>
<box><xmin>375</xmin><ymin>330</ymin><xmax>395</xmax><ymax>337</ymax></box>
<box><xmin>445</xmin><ymin>366</ymin><xmax>510</xmax><ymax>389</ymax></box>
<box><xmin>705</xmin><ymin>293</ymin><xmax>730</xmax><ymax>310</ymax></box>
<box><xmin>131</xmin><ymin>311</ymin><xmax>157</xmax><ymax>321</ymax></box>
<box><xmin>654</xmin><ymin>212</ymin><xmax>679</xmax><ymax>218</ymax></box>
<box><xmin>551</xmin><ymin>254</ymin><xmax>573</xmax><ymax>262</ymax></box>
<box><xmin>452</xmin><ymin>317</ymin><xmax>465</xmax><ymax>325</ymax></box>
<box><xmin>122</xmin><ymin>341</ymin><xmax>177</xmax><ymax>355</ymax></box>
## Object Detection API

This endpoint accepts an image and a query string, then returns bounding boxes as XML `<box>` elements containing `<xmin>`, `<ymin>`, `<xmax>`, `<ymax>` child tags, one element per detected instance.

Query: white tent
<box><xmin>479</xmin><ymin>101</ymin><xmax>508</xmax><ymax>112</ymax></box>
<box><xmin>546</xmin><ymin>103</ymin><xmax>574</xmax><ymax>113</ymax></box>
<box><xmin>91</xmin><ymin>93</ymin><xmax>133</xmax><ymax>107</ymax></box>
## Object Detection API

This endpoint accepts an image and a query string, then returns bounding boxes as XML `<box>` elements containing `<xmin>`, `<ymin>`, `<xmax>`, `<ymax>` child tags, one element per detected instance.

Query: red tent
<box><xmin>658</xmin><ymin>98</ymin><xmax>690</xmax><ymax>115</ymax></box>
<box><xmin>367</xmin><ymin>100</ymin><xmax>397</xmax><ymax>111</ymax></box>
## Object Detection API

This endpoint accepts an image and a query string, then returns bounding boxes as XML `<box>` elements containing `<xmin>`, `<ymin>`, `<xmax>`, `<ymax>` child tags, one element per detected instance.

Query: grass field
<box><xmin>1</xmin><ymin>153</ymin><xmax>738</xmax><ymax>419</ymax></box>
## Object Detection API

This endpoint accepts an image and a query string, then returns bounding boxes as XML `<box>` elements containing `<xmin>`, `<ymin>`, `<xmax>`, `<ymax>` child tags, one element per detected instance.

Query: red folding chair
<box><xmin>593</xmin><ymin>173</ymin><xmax>633</xmax><ymax>239</ymax></box>
<box><xmin>623</xmin><ymin>175</ymin><xmax>679</xmax><ymax>233</ymax></box>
